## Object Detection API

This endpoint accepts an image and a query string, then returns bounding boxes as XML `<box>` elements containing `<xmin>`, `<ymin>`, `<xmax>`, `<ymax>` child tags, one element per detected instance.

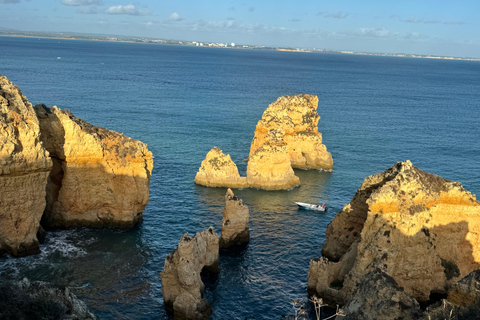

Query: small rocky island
<box><xmin>0</xmin><ymin>74</ymin><xmax>153</xmax><ymax>257</ymax></box>
<box><xmin>308</xmin><ymin>160</ymin><xmax>480</xmax><ymax>319</ymax></box>
<box><xmin>194</xmin><ymin>94</ymin><xmax>332</xmax><ymax>190</ymax></box>
<box><xmin>220</xmin><ymin>189</ymin><xmax>250</xmax><ymax>249</ymax></box>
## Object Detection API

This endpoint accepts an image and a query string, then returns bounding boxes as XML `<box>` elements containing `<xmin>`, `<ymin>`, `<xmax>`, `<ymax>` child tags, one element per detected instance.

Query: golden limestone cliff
<box><xmin>220</xmin><ymin>189</ymin><xmax>249</xmax><ymax>249</ymax></box>
<box><xmin>246</xmin><ymin>126</ymin><xmax>300</xmax><ymax>190</ymax></box>
<box><xmin>308</xmin><ymin>160</ymin><xmax>480</xmax><ymax>306</ymax></box>
<box><xmin>194</xmin><ymin>147</ymin><xmax>247</xmax><ymax>188</ymax></box>
<box><xmin>34</xmin><ymin>105</ymin><xmax>153</xmax><ymax>229</ymax></box>
<box><xmin>0</xmin><ymin>75</ymin><xmax>53</xmax><ymax>256</ymax></box>
<box><xmin>249</xmin><ymin>94</ymin><xmax>333</xmax><ymax>171</ymax></box>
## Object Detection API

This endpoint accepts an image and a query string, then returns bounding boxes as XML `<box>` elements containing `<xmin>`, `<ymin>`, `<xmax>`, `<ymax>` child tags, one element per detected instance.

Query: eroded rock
<box><xmin>34</xmin><ymin>105</ymin><xmax>153</xmax><ymax>228</ymax></box>
<box><xmin>220</xmin><ymin>189</ymin><xmax>249</xmax><ymax>249</ymax></box>
<box><xmin>309</xmin><ymin>160</ymin><xmax>480</xmax><ymax>306</ymax></box>
<box><xmin>0</xmin><ymin>278</ymin><xmax>96</xmax><ymax>319</ymax></box>
<box><xmin>249</xmin><ymin>94</ymin><xmax>332</xmax><ymax>170</ymax></box>
<box><xmin>341</xmin><ymin>269</ymin><xmax>422</xmax><ymax>320</ymax></box>
<box><xmin>0</xmin><ymin>75</ymin><xmax>52</xmax><ymax>256</ymax></box>
<box><xmin>160</xmin><ymin>227</ymin><xmax>220</xmax><ymax>320</ymax></box>
<box><xmin>194</xmin><ymin>147</ymin><xmax>247</xmax><ymax>189</ymax></box>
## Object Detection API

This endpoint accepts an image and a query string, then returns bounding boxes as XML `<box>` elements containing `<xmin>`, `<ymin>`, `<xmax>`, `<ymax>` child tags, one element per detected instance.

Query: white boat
<box><xmin>295</xmin><ymin>201</ymin><xmax>326</xmax><ymax>211</ymax></box>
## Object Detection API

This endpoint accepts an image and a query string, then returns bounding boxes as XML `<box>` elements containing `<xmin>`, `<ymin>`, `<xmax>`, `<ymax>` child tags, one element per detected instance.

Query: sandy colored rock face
<box><xmin>160</xmin><ymin>227</ymin><xmax>219</xmax><ymax>320</ymax></box>
<box><xmin>249</xmin><ymin>94</ymin><xmax>333</xmax><ymax>170</ymax></box>
<box><xmin>0</xmin><ymin>75</ymin><xmax>52</xmax><ymax>256</ymax></box>
<box><xmin>220</xmin><ymin>189</ymin><xmax>249</xmax><ymax>248</ymax></box>
<box><xmin>309</xmin><ymin>160</ymin><xmax>480</xmax><ymax>305</ymax></box>
<box><xmin>194</xmin><ymin>147</ymin><xmax>247</xmax><ymax>188</ymax></box>
<box><xmin>34</xmin><ymin>105</ymin><xmax>153</xmax><ymax>228</ymax></box>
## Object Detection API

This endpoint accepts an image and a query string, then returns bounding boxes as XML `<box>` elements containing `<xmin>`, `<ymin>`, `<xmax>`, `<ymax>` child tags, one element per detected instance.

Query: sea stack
<box><xmin>34</xmin><ymin>104</ymin><xmax>153</xmax><ymax>229</ymax></box>
<box><xmin>160</xmin><ymin>227</ymin><xmax>219</xmax><ymax>320</ymax></box>
<box><xmin>0</xmin><ymin>75</ymin><xmax>53</xmax><ymax>256</ymax></box>
<box><xmin>220</xmin><ymin>189</ymin><xmax>249</xmax><ymax>249</ymax></box>
<box><xmin>308</xmin><ymin>161</ymin><xmax>480</xmax><ymax>306</ymax></box>
<box><xmin>246</xmin><ymin>126</ymin><xmax>300</xmax><ymax>190</ymax></box>
<box><xmin>194</xmin><ymin>147</ymin><xmax>248</xmax><ymax>189</ymax></box>
<box><xmin>249</xmin><ymin>94</ymin><xmax>333</xmax><ymax>171</ymax></box>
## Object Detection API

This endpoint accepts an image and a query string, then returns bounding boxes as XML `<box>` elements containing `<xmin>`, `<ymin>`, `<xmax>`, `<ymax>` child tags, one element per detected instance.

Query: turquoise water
<box><xmin>1</xmin><ymin>36</ymin><xmax>479</xmax><ymax>319</ymax></box>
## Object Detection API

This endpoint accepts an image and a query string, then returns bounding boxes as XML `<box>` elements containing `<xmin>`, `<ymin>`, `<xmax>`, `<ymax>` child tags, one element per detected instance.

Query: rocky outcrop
<box><xmin>194</xmin><ymin>147</ymin><xmax>247</xmax><ymax>189</ymax></box>
<box><xmin>0</xmin><ymin>278</ymin><xmax>95</xmax><ymax>319</ymax></box>
<box><xmin>220</xmin><ymin>189</ymin><xmax>249</xmax><ymax>249</ymax></box>
<box><xmin>0</xmin><ymin>75</ymin><xmax>53</xmax><ymax>256</ymax></box>
<box><xmin>248</xmin><ymin>94</ymin><xmax>332</xmax><ymax>171</ymax></box>
<box><xmin>160</xmin><ymin>227</ymin><xmax>220</xmax><ymax>320</ymax></box>
<box><xmin>341</xmin><ymin>269</ymin><xmax>422</xmax><ymax>320</ymax></box>
<box><xmin>308</xmin><ymin>160</ymin><xmax>480</xmax><ymax>306</ymax></box>
<box><xmin>246</xmin><ymin>126</ymin><xmax>300</xmax><ymax>190</ymax></box>
<box><xmin>448</xmin><ymin>269</ymin><xmax>480</xmax><ymax>310</ymax></box>
<box><xmin>34</xmin><ymin>105</ymin><xmax>153</xmax><ymax>229</ymax></box>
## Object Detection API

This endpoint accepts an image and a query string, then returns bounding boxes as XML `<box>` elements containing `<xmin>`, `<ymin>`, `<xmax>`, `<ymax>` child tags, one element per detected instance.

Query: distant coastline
<box><xmin>1</xmin><ymin>31</ymin><xmax>479</xmax><ymax>62</ymax></box>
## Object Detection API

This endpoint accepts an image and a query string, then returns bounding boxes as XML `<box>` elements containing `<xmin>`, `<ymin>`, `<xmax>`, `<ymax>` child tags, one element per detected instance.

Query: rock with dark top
<box><xmin>160</xmin><ymin>227</ymin><xmax>219</xmax><ymax>320</ymax></box>
<box><xmin>220</xmin><ymin>189</ymin><xmax>249</xmax><ymax>249</ymax></box>
<box><xmin>0</xmin><ymin>278</ymin><xmax>95</xmax><ymax>320</ymax></box>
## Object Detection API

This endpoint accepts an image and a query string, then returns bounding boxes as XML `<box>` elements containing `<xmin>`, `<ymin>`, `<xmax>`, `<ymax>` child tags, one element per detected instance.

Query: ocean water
<box><xmin>1</xmin><ymin>36</ymin><xmax>479</xmax><ymax>319</ymax></box>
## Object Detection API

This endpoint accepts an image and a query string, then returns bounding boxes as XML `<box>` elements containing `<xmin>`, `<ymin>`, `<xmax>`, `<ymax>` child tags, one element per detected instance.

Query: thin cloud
<box><xmin>105</xmin><ymin>4</ymin><xmax>151</xmax><ymax>16</ymax></box>
<box><xmin>355</xmin><ymin>27</ymin><xmax>396</xmax><ymax>38</ymax></box>
<box><xmin>317</xmin><ymin>11</ymin><xmax>348</xmax><ymax>19</ymax></box>
<box><xmin>248</xmin><ymin>6</ymin><xmax>255</xmax><ymax>13</ymax></box>
<box><xmin>62</xmin><ymin>0</ymin><xmax>103</xmax><ymax>6</ymax></box>
<box><xmin>0</xmin><ymin>0</ymin><xmax>21</xmax><ymax>3</ymax></box>
<box><xmin>289</xmin><ymin>18</ymin><xmax>301</xmax><ymax>22</ymax></box>
<box><xmin>169</xmin><ymin>12</ymin><xmax>183</xmax><ymax>21</ymax></box>
<box><xmin>443</xmin><ymin>21</ymin><xmax>465</xmax><ymax>25</ymax></box>
<box><xmin>405</xmin><ymin>17</ymin><xmax>441</xmax><ymax>24</ymax></box>
<box><xmin>79</xmin><ymin>6</ymin><xmax>98</xmax><ymax>14</ymax></box>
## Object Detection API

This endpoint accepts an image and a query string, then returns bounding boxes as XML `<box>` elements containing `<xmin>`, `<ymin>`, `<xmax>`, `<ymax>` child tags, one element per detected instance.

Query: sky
<box><xmin>1</xmin><ymin>0</ymin><xmax>480</xmax><ymax>58</ymax></box>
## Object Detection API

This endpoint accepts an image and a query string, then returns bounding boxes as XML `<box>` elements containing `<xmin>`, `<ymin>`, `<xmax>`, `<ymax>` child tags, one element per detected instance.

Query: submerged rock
<box><xmin>34</xmin><ymin>105</ymin><xmax>153</xmax><ymax>229</ymax></box>
<box><xmin>308</xmin><ymin>160</ymin><xmax>480</xmax><ymax>306</ymax></box>
<box><xmin>0</xmin><ymin>278</ymin><xmax>95</xmax><ymax>319</ymax></box>
<box><xmin>194</xmin><ymin>147</ymin><xmax>247</xmax><ymax>189</ymax></box>
<box><xmin>220</xmin><ymin>189</ymin><xmax>249</xmax><ymax>248</ymax></box>
<box><xmin>0</xmin><ymin>75</ymin><xmax>52</xmax><ymax>256</ymax></box>
<box><xmin>249</xmin><ymin>94</ymin><xmax>332</xmax><ymax>170</ymax></box>
<box><xmin>160</xmin><ymin>227</ymin><xmax>220</xmax><ymax>320</ymax></box>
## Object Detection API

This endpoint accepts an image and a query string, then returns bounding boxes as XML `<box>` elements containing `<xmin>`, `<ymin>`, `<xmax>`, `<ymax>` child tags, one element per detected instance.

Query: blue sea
<box><xmin>0</xmin><ymin>36</ymin><xmax>479</xmax><ymax>319</ymax></box>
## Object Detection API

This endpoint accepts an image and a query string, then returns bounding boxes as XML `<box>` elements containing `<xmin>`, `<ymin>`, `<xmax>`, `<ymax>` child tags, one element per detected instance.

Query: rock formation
<box><xmin>34</xmin><ymin>105</ymin><xmax>153</xmax><ymax>229</ymax></box>
<box><xmin>160</xmin><ymin>227</ymin><xmax>220</xmax><ymax>320</ymax></box>
<box><xmin>246</xmin><ymin>126</ymin><xmax>300</xmax><ymax>190</ymax></box>
<box><xmin>220</xmin><ymin>189</ymin><xmax>249</xmax><ymax>249</ymax></box>
<box><xmin>248</xmin><ymin>94</ymin><xmax>332</xmax><ymax>171</ymax></box>
<box><xmin>0</xmin><ymin>75</ymin><xmax>53</xmax><ymax>256</ymax></box>
<box><xmin>0</xmin><ymin>278</ymin><xmax>96</xmax><ymax>319</ymax></box>
<box><xmin>194</xmin><ymin>147</ymin><xmax>247</xmax><ymax>188</ymax></box>
<box><xmin>448</xmin><ymin>269</ymin><xmax>480</xmax><ymax>310</ymax></box>
<box><xmin>341</xmin><ymin>269</ymin><xmax>422</xmax><ymax>320</ymax></box>
<box><xmin>308</xmin><ymin>160</ymin><xmax>480</xmax><ymax>306</ymax></box>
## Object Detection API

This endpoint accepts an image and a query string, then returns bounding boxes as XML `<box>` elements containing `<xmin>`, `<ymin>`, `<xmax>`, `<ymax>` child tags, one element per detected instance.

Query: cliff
<box><xmin>248</xmin><ymin>94</ymin><xmax>332</xmax><ymax>171</ymax></box>
<box><xmin>308</xmin><ymin>160</ymin><xmax>480</xmax><ymax>306</ymax></box>
<box><xmin>34</xmin><ymin>105</ymin><xmax>153</xmax><ymax>228</ymax></box>
<box><xmin>194</xmin><ymin>147</ymin><xmax>247</xmax><ymax>189</ymax></box>
<box><xmin>0</xmin><ymin>75</ymin><xmax>52</xmax><ymax>256</ymax></box>
<box><xmin>160</xmin><ymin>227</ymin><xmax>219</xmax><ymax>320</ymax></box>
<box><xmin>220</xmin><ymin>189</ymin><xmax>249</xmax><ymax>249</ymax></box>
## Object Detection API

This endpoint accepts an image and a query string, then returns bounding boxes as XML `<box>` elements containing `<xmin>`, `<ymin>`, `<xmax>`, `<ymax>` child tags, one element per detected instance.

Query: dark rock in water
<box><xmin>0</xmin><ymin>278</ymin><xmax>95</xmax><ymax>319</ymax></box>
<box><xmin>342</xmin><ymin>269</ymin><xmax>422</xmax><ymax>320</ymax></box>
<box><xmin>220</xmin><ymin>188</ymin><xmax>250</xmax><ymax>249</ymax></box>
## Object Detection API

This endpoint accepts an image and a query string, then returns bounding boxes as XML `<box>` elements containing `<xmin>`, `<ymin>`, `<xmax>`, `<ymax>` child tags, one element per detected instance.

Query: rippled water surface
<box><xmin>1</xmin><ymin>37</ymin><xmax>480</xmax><ymax>319</ymax></box>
